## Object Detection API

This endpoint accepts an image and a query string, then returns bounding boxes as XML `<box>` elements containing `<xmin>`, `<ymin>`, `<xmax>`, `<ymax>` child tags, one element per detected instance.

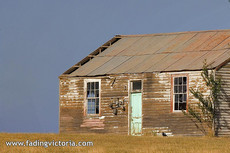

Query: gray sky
<box><xmin>0</xmin><ymin>0</ymin><xmax>230</xmax><ymax>133</ymax></box>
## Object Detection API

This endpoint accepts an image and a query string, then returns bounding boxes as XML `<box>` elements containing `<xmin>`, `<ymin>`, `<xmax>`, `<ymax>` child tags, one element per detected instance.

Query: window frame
<box><xmin>84</xmin><ymin>79</ymin><xmax>101</xmax><ymax>116</ymax></box>
<box><xmin>171</xmin><ymin>74</ymin><xmax>189</xmax><ymax>112</ymax></box>
<box><xmin>130</xmin><ymin>80</ymin><xmax>142</xmax><ymax>93</ymax></box>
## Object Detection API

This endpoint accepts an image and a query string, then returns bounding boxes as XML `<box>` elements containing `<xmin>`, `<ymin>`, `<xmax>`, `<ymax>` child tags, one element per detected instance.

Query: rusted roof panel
<box><xmin>88</xmin><ymin>56</ymin><xmax>131</xmax><ymax>76</ymax></box>
<box><xmin>69</xmin><ymin>56</ymin><xmax>113</xmax><ymax>76</ymax></box>
<box><xmin>187</xmin><ymin>50</ymin><xmax>227</xmax><ymax>70</ymax></box>
<box><xmin>62</xmin><ymin>29</ymin><xmax>230</xmax><ymax>77</ymax></box>
<box><xmin>108</xmin><ymin>55</ymin><xmax>150</xmax><ymax>74</ymax></box>
<box><xmin>164</xmin><ymin>51</ymin><xmax>207</xmax><ymax>71</ymax></box>
<box><xmin>194</xmin><ymin>32</ymin><xmax>230</xmax><ymax>51</ymax></box>
<box><xmin>138</xmin><ymin>35</ymin><xmax>178</xmax><ymax>55</ymax></box>
<box><xmin>212</xmin><ymin>49</ymin><xmax>230</xmax><ymax>68</ymax></box>
<box><xmin>125</xmin><ymin>54</ymin><xmax>168</xmax><ymax>73</ymax></box>
<box><xmin>99</xmin><ymin>37</ymin><xmax>141</xmax><ymax>56</ymax></box>
<box><xmin>213</xmin><ymin>37</ymin><xmax>230</xmax><ymax>50</ymax></box>
<box><xmin>156</xmin><ymin>33</ymin><xmax>196</xmax><ymax>53</ymax></box>
<box><xmin>145</xmin><ymin>53</ymin><xmax>187</xmax><ymax>72</ymax></box>
<box><xmin>180</xmin><ymin>32</ymin><xmax>217</xmax><ymax>52</ymax></box>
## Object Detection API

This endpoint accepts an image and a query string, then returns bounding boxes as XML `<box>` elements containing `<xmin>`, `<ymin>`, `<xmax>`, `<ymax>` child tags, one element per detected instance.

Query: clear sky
<box><xmin>0</xmin><ymin>0</ymin><xmax>230</xmax><ymax>133</ymax></box>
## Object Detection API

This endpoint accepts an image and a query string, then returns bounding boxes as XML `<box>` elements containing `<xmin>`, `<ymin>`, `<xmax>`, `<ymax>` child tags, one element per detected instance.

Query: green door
<box><xmin>130</xmin><ymin>93</ymin><xmax>142</xmax><ymax>136</ymax></box>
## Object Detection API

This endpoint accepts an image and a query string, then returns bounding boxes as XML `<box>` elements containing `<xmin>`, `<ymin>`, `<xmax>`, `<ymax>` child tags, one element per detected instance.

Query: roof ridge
<box><xmin>116</xmin><ymin>29</ymin><xmax>230</xmax><ymax>37</ymax></box>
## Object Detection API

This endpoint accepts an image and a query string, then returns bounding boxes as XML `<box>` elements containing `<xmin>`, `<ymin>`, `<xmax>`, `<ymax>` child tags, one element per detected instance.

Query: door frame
<box><xmin>128</xmin><ymin>79</ymin><xmax>143</xmax><ymax>135</ymax></box>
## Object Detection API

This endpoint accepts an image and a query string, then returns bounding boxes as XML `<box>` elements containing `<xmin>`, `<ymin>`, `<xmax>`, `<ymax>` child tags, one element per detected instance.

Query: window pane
<box><xmin>90</xmin><ymin>91</ymin><xmax>95</xmax><ymax>97</ymax></box>
<box><xmin>183</xmin><ymin>77</ymin><xmax>187</xmax><ymax>84</ymax></box>
<box><xmin>91</xmin><ymin>82</ymin><xmax>94</xmax><ymax>90</ymax></box>
<box><xmin>87</xmin><ymin>83</ymin><xmax>90</xmax><ymax>91</ymax></box>
<box><xmin>96</xmin><ymin>98</ymin><xmax>99</xmax><ymax>114</ymax></box>
<box><xmin>96</xmin><ymin>98</ymin><xmax>99</xmax><ymax>105</ymax></box>
<box><xmin>174</xmin><ymin>78</ymin><xmax>178</xmax><ymax>85</ymax></box>
<box><xmin>91</xmin><ymin>99</ymin><xmax>95</xmax><ymax>107</ymax></box>
<box><xmin>88</xmin><ymin>99</ymin><xmax>95</xmax><ymax>114</ymax></box>
<box><xmin>87</xmin><ymin>91</ymin><xmax>90</xmax><ymax>97</ymax></box>
<box><xmin>179</xmin><ymin>103</ymin><xmax>186</xmax><ymax>110</ymax></box>
<box><xmin>179</xmin><ymin>94</ymin><xmax>183</xmax><ymax>102</ymax></box>
<box><xmin>132</xmin><ymin>81</ymin><xmax>141</xmax><ymax>91</ymax></box>
<box><xmin>96</xmin><ymin>107</ymin><xmax>99</xmax><ymax>114</ymax></box>
<box><xmin>175</xmin><ymin>102</ymin><xmax>179</xmax><ymax>110</ymax></box>
<box><xmin>183</xmin><ymin>85</ymin><xmax>187</xmax><ymax>93</ymax></box>
<box><xmin>178</xmin><ymin>86</ymin><xmax>182</xmax><ymax>93</ymax></box>
<box><xmin>179</xmin><ymin>77</ymin><xmax>182</xmax><ymax>85</ymax></box>
<box><xmin>95</xmin><ymin>82</ymin><xmax>99</xmax><ymax>90</ymax></box>
<box><xmin>174</xmin><ymin>86</ymin><xmax>178</xmax><ymax>93</ymax></box>
<box><xmin>87</xmin><ymin>99</ymin><xmax>92</xmax><ymax>114</ymax></box>
<box><xmin>183</xmin><ymin>94</ymin><xmax>187</xmax><ymax>102</ymax></box>
<box><xmin>95</xmin><ymin>90</ymin><xmax>99</xmax><ymax>97</ymax></box>
<box><xmin>175</xmin><ymin>94</ymin><xmax>178</xmax><ymax>102</ymax></box>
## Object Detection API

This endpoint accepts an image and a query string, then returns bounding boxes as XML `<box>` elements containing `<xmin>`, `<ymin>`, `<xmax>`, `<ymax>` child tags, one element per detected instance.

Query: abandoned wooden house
<box><xmin>59</xmin><ymin>29</ymin><xmax>230</xmax><ymax>136</ymax></box>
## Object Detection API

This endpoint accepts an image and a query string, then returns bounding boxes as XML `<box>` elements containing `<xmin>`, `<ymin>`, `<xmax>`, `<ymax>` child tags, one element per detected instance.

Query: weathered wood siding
<box><xmin>216</xmin><ymin>62</ymin><xmax>230</xmax><ymax>136</ymax></box>
<box><xmin>142</xmin><ymin>71</ymin><xmax>209</xmax><ymax>136</ymax></box>
<box><xmin>60</xmin><ymin>75</ymin><xmax>134</xmax><ymax>134</ymax></box>
<box><xmin>59</xmin><ymin>71</ymin><xmax>209</xmax><ymax>135</ymax></box>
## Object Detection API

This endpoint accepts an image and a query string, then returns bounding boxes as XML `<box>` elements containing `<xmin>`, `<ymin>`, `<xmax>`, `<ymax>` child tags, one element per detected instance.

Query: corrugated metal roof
<box><xmin>62</xmin><ymin>29</ymin><xmax>230</xmax><ymax>77</ymax></box>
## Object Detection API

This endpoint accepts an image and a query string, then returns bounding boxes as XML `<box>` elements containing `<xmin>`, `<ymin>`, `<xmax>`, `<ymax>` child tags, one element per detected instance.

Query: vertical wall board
<box><xmin>215</xmin><ymin>62</ymin><xmax>230</xmax><ymax>136</ymax></box>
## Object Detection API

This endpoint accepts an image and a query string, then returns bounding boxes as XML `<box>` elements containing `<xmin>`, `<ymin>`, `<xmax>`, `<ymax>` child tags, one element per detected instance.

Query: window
<box><xmin>85</xmin><ymin>80</ymin><xmax>100</xmax><ymax>115</ymax></box>
<box><xmin>131</xmin><ymin>80</ymin><xmax>142</xmax><ymax>92</ymax></box>
<box><xmin>173</xmin><ymin>76</ymin><xmax>188</xmax><ymax>111</ymax></box>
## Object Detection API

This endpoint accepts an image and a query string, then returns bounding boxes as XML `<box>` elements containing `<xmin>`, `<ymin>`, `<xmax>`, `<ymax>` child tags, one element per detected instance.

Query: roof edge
<box><xmin>215</xmin><ymin>57</ymin><xmax>230</xmax><ymax>71</ymax></box>
<box><xmin>59</xmin><ymin>36</ymin><xmax>121</xmax><ymax>77</ymax></box>
<box><xmin>116</xmin><ymin>29</ymin><xmax>230</xmax><ymax>37</ymax></box>
<box><xmin>59</xmin><ymin>68</ymin><xmax>216</xmax><ymax>78</ymax></box>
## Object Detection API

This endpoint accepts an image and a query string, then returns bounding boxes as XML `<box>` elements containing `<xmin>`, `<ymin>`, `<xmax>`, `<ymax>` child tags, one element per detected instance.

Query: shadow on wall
<box><xmin>215</xmin><ymin>85</ymin><xmax>230</xmax><ymax>136</ymax></box>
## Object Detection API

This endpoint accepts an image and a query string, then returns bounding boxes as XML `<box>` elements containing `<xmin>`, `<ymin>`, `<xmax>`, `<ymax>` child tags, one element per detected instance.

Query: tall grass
<box><xmin>0</xmin><ymin>133</ymin><xmax>230</xmax><ymax>153</ymax></box>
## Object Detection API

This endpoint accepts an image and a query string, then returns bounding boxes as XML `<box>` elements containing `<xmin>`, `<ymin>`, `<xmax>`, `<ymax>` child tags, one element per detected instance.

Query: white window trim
<box><xmin>130</xmin><ymin>79</ymin><xmax>143</xmax><ymax>93</ymax></box>
<box><xmin>172</xmin><ymin>75</ymin><xmax>188</xmax><ymax>112</ymax></box>
<box><xmin>84</xmin><ymin>79</ymin><xmax>101</xmax><ymax>116</ymax></box>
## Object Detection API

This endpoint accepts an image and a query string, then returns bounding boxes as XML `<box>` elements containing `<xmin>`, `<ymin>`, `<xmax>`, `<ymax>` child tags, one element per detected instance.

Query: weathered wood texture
<box><xmin>216</xmin><ymin>62</ymin><xmax>230</xmax><ymax>136</ymax></box>
<box><xmin>142</xmin><ymin>72</ymin><xmax>208</xmax><ymax>136</ymax></box>
<box><xmin>59</xmin><ymin>71</ymin><xmax>209</xmax><ymax>135</ymax></box>
<box><xmin>59</xmin><ymin>75</ymin><xmax>131</xmax><ymax>134</ymax></box>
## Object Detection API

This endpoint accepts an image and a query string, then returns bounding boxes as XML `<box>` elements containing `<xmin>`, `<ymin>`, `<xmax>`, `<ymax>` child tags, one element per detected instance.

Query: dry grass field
<box><xmin>0</xmin><ymin>133</ymin><xmax>230</xmax><ymax>153</ymax></box>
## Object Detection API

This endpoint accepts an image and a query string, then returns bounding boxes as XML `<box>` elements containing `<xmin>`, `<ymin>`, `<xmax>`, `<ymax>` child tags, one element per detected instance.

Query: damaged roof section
<box><xmin>61</xmin><ymin>29</ymin><xmax>230</xmax><ymax>77</ymax></box>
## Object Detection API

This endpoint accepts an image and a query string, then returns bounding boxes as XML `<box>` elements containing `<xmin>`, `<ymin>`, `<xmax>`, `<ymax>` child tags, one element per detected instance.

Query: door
<box><xmin>130</xmin><ymin>92</ymin><xmax>142</xmax><ymax>135</ymax></box>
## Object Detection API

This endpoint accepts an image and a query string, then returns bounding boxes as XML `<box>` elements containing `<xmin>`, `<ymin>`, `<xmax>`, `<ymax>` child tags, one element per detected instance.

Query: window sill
<box><xmin>85</xmin><ymin>114</ymin><xmax>100</xmax><ymax>117</ymax></box>
<box><xmin>172</xmin><ymin>110</ymin><xmax>186</xmax><ymax>113</ymax></box>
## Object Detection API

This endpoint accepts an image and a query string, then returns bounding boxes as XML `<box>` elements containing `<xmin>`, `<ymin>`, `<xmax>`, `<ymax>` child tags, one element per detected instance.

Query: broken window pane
<box><xmin>179</xmin><ymin>102</ymin><xmax>186</xmax><ymax>110</ymax></box>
